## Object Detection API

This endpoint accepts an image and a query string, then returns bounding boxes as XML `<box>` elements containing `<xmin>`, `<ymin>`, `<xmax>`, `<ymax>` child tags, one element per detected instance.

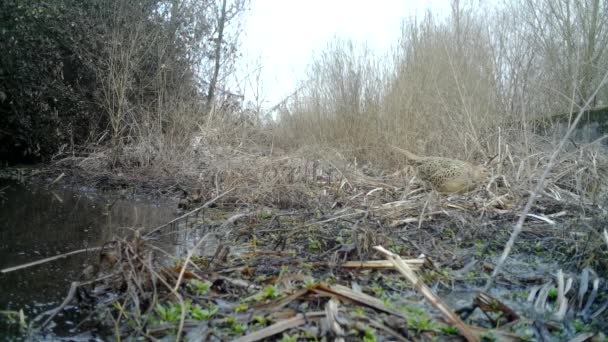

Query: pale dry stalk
<box><xmin>483</xmin><ymin>68</ymin><xmax>608</xmax><ymax>292</ymax></box>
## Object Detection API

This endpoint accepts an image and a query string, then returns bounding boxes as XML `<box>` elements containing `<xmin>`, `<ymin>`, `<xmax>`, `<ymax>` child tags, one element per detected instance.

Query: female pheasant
<box><xmin>391</xmin><ymin>145</ymin><xmax>488</xmax><ymax>194</ymax></box>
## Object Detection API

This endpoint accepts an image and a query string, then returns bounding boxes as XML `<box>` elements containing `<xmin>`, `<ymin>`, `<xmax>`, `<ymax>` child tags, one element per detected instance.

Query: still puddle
<box><xmin>0</xmin><ymin>178</ymin><xmax>177</xmax><ymax>338</ymax></box>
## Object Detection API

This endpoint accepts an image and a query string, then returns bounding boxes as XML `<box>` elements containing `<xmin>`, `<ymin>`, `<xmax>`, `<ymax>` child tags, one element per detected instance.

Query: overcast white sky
<box><xmin>238</xmin><ymin>0</ymin><xmax>452</xmax><ymax>108</ymax></box>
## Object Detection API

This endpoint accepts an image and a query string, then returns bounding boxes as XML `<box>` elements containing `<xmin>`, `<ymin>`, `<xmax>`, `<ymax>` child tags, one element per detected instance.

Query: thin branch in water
<box><xmin>31</xmin><ymin>281</ymin><xmax>80</xmax><ymax>330</ymax></box>
<box><xmin>1</xmin><ymin>247</ymin><xmax>102</xmax><ymax>274</ymax></box>
<box><xmin>145</xmin><ymin>187</ymin><xmax>234</xmax><ymax>237</ymax></box>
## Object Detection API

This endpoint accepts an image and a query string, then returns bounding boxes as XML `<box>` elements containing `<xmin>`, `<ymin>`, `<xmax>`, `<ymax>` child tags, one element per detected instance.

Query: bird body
<box><xmin>391</xmin><ymin>146</ymin><xmax>488</xmax><ymax>194</ymax></box>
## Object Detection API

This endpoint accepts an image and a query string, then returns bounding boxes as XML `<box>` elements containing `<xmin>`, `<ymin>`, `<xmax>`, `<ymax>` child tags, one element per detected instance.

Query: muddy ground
<box><xmin>2</xmin><ymin>164</ymin><xmax>608</xmax><ymax>341</ymax></box>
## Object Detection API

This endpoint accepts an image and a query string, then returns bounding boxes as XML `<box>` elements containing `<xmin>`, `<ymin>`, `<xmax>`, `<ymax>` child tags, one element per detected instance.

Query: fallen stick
<box><xmin>312</xmin><ymin>283</ymin><xmax>407</xmax><ymax>319</ymax></box>
<box><xmin>374</xmin><ymin>245</ymin><xmax>479</xmax><ymax>342</ymax></box>
<box><xmin>1</xmin><ymin>247</ymin><xmax>102</xmax><ymax>274</ymax></box>
<box><xmin>340</xmin><ymin>258</ymin><xmax>424</xmax><ymax>270</ymax></box>
<box><xmin>232</xmin><ymin>311</ymin><xmax>325</xmax><ymax>342</ymax></box>
<box><xmin>31</xmin><ymin>281</ymin><xmax>80</xmax><ymax>329</ymax></box>
<box><xmin>145</xmin><ymin>187</ymin><xmax>234</xmax><ymax>237</ymax></box>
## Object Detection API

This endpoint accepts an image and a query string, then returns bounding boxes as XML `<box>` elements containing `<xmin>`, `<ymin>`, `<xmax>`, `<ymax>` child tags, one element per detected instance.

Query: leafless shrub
<box><xmin>274</xmin><ymin>0</ymin><xmax>608</xmax><ymax>203</ymax></box>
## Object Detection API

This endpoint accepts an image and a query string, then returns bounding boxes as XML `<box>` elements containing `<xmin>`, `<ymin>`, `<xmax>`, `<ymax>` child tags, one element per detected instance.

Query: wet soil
<box><xmin>0</xmin><ymin>178</ymin><xmax>177</xmax><ymax>339</ymax></box>
<box><xmin>2</xmin><ymin>166</ymin><xmax>608</xmax><ymax>340</ymax></box>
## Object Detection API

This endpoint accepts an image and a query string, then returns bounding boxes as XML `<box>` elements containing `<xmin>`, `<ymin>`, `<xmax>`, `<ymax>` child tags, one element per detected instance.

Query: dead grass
<box><xmin>30</xmin><ymin>113</ymin><xmax>608</xmax><ymax>340</ymax></box>
<box><xmin>39</xmin><ymin>3</ymin><xmax>608</xmax><ymax>337</ymax></box>
<box><xmin>275</xmin><ymin>11</ymin><xmax>505</xmax><ymax>165</ymax></box>
<box><xmin>28</xmin><ymin>165</ymin><xmax>607</xmax><ymax>339</ymax></box>
<box><xmin>14</xmin><ymin>1</ymin><xmax>608</xmax><ymax>340</ymax></box>
<box><xmin>47</xmin><ymin>0</ymin><xmax>607</xmax><ymax>223</ymax></box>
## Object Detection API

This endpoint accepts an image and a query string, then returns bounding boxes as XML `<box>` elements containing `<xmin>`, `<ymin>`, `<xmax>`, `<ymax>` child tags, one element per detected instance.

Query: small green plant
<box><xmin>325</xmin><ymin>276</ymin><xmax>338</xmax><ymax>285</ymax></box>
<box><xmin>279</xmin><ymin>334</ymin><xmax>298</xmax><ymax>342</ymax></box>
<box><xmin>547</xmin><ymin>288</ymin><xmax>558</xmax><ymax>300</ymax></box>
<box><xmin>259</xmin><ymin>211</ymin><xmax>272</xmax><ymax>219</ymax></box>
<box><xmin>533</xmin><ymin>242</ymin><xmax>544</xmax><ymax>254</ymax></box>
<box><xmin>466</xmin><ymin>271</ymin><xmax>477</xmax><ymax>280</ymax></box>
<box><xmin>307</xmin><ymin>237</ymin><xmax>321</xmax><ymax>251</ymax></box>
<box><xmin>224</xmin><ymin>315</ymin><xmax>247</xmax><ymax>334</ymax></box>
<box><xmin>260</xmin><ymin>285</ymin><xmax>279</xmax><ymax>300</ymax></box>
<box><xmin>371</xmin><ymin>285</ymin><xmax>384</xmax><ymax>297</ymax></box>
<box><xmin>439</xmin><ymin>268</ymin><xmax>451</xmax><ymax>277</ymax></box>
<box><xmin>520</xmin><ymin>332</ymin><xmax>535</xmax><ymax>341</ymax></box>
<box><xmin>113</xmin><ymin>302</ymin><xmax>142</xmax><ymax>331</ymax></box>
<box><xmin>155</xmin><ymin>303</ymin><xmax>182</xmax><ymax>323</ymax></box>
<box><xmin>363</xmin><ymin>326</ymin><xmax>377</xmax><ymax>342</ymax></box>
<box><xmin>0</xmin><ymin>310</ymin><xmax>27</xmax><ymax>329</ymax></box>
<box><xmin>232</xmin><ymin>323</ymin><xmax>246</xmax><ymax>333</ymax></box>
<box><xmin>513</xmin><ymin>290</ymin><xmax>528</xmax><ymax>300</ymax></box>
<box><xmin>244</xmin><ymin>285</ymin><xmax>280</xmax><ymax>302</ymax></box>
<box><xmin>191</xmin><ymin>305</ymin><xmax>218</xmax><ymax>320</ymax></box>
<box><xmin>301</xmin><ymin>330</ymin><xmax>319</xmax><ymax>340</ymax></box>
<box><xmin>480</xmin><ymin>331</ymin><xmax>497</xmax><ymax>341</ymax></box>
<box><xmin>440</xmin><ymin>325</ymin><xmax>459</xmax><ymax>335</ymax></box>
<box><xmin>235</xmin><ymin>304</ymin><xmax>249</xmax><ymax>313</ymax></box>
<box><xmin>301</xmin><ymin>262</ymin><xmax>314</xmax><ymax>270</ymax></box>
<box><xmin>402</xmin><ymin>307</ymin><xmax>443</xmax><ymax>334</ymax></box>
<box><xmin>399</xmin><ymin>305</ymin><xmax>426</xmax><ymax>320</ymax></box>
<box><xmin>408</xmin><ymin>316</ymin><xmax>440</xmax><ymax>334</ymax></box>
<box><xmin>253</xmin><ymin>315</ymin><xmax>267</xmax><ymax>325</ymax></box>
<box><xmin>554</xmin><ymin>329</ymin><xmax>566</xmax><ymax>339</ymax></box>
<box><xmin>474</xmin><ymin>241</ymin><xmax>485</xmax><ymax>257</ymax></box>
<box><xmin>573</xmin><ymin>319</ymin><xmax>589</xmax><ymax>333</ymax></box>
<box><xmin>188</xmin><ymin>279</ymin><xmax>211</xmax><ymax>296</ymax></box>
<box><xmin>255</xmin><ymin>274</ymin><xmax>268</xmax><ymax>282</ymax></box>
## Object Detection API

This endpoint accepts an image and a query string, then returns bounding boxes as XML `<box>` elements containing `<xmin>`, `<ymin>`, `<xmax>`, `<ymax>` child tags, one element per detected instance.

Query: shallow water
<box><xmin>0</xmin><ymin>179</ymin><xmax>177</xmax><ymax>338</ymax></box>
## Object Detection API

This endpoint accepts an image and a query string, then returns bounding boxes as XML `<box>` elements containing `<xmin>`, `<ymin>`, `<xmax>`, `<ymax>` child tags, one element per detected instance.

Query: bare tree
<box><xmin>97</xmin><ymin>0</ymin><xmax>161</xmax><ymax>165</ymax></box>
<box><xmin>205</xmin><ymin>0</ymin><xmax>249</xmax><ymax>122</ymax></box>
<box><xmin>206</xmin><ymin>0</ymin><xmax>227</xmax><ymax>111</ymax></box>
<box><xmin>514</xmin><ymin>0</ymin><xmax>608</xmax><ymax>109</ymax></box>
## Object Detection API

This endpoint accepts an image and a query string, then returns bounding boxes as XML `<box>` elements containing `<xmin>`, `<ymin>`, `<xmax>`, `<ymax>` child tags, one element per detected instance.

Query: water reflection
<box><xmin>0</xmin><ymin>179</ymin><xmax>176</xmax><ymax>335</ymax></box>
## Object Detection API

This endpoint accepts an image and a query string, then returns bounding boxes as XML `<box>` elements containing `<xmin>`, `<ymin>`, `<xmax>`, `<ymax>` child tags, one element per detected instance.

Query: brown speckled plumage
<box><xmin>392</xmin><ymin>146</ymin><xmax>488</xmax><ymax>194</ymax></box>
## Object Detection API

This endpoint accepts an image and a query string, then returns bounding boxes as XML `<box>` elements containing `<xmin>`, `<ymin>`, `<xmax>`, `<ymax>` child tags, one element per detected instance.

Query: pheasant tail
<box><xmin>390</xmin><ymin>145</ymin><xmax>422</xmax><ymax>161</ymax></box>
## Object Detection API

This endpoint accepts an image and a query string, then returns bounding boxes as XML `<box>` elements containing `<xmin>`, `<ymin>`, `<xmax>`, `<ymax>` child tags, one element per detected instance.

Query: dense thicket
<box><xmin>0</xmin><ymin>0</ymin><xmax>247</xmax><ymax>163</ymax></box>
<box><xmin>277</xmin><ymin>0</ymin><xmax>608</xmax><ymax>164</ymax></box>
<box><xmin>1</xmin><ymin>0</ymin><xmax>95</xmax><ymax>161</ymax></box>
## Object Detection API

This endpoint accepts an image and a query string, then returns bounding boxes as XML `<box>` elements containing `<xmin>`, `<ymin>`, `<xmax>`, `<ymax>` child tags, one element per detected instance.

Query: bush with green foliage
<box><xmin>0</xmin><ymin>0</ymin><xmax>247</xmax><ymax>163</ymax></box>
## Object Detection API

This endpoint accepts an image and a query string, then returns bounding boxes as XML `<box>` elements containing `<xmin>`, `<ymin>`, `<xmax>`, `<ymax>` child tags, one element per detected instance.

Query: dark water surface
<box><xmin>0</xmin><ymin>179</ymin><xmax>177</xmax><ymax>338</ymax></box>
